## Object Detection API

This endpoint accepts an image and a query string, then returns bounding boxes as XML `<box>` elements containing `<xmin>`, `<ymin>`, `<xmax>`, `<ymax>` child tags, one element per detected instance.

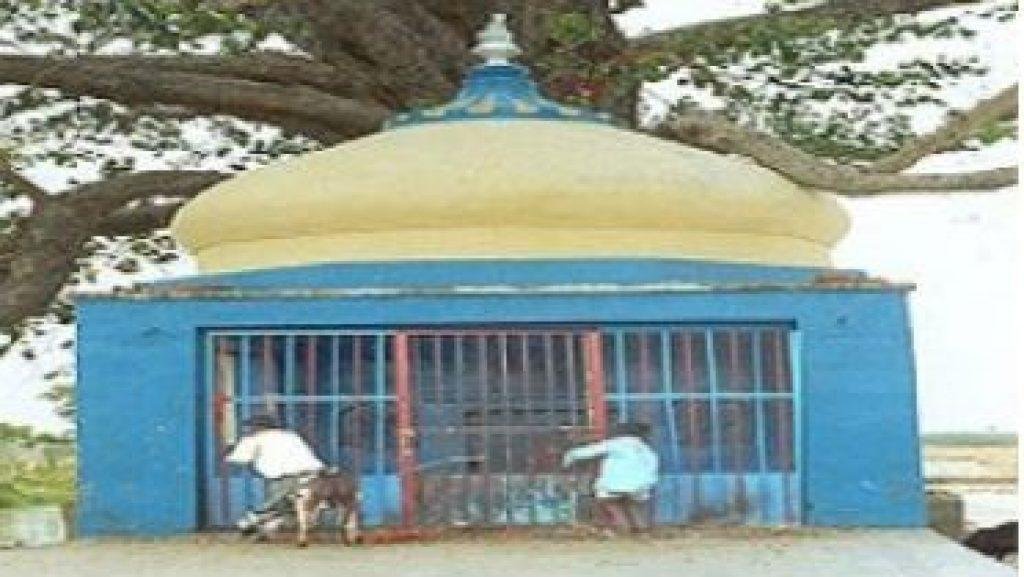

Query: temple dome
<box><xmin>170</xmin><ymin>17</ymin><xmax>848</xmax><ymax>274</ymax></box>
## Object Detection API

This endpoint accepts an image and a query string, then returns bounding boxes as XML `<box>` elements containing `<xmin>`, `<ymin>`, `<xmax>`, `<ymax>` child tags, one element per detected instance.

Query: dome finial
<box><xmin>472</xmin><ymin>13</ymin><xmax>522</xmax><ymax>65</ymax></box>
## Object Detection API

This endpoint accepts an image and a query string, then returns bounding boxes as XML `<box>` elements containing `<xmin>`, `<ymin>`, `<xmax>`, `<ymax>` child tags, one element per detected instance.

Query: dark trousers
<box><xmin>255</xmin><ymin>475</ymin><xmax>303</xmax><ymax>514</ymax></box>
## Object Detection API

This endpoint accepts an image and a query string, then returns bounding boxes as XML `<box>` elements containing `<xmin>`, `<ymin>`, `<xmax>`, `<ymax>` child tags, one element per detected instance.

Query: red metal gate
<box><xmin>392</xmin><ymin>330</ymin><xmax>606</xmax><ymax>527</ymax></box>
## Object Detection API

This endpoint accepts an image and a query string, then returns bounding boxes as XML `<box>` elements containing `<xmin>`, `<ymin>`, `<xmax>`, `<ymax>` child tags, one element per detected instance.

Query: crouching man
<box><xmin>225</xmin><ymin>414</ymin><xmax>325</xmax><ymax>538</ymax></box>
<box><xmin>562</xmin><ymin>422</ymin><xmax>659</xmax><ymax>536</ymax></box>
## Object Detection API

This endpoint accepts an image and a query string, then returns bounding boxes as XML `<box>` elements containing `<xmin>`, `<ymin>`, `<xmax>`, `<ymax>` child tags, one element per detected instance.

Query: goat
<box><xmin>294</xmin><ymin>469</ymin><xmax>361</xmax><ymax>548</ymax></box>
<box><xmin>962</xmin><ymin>521</ymin><xmax>1018</xmax><ymax>561</ymax></box>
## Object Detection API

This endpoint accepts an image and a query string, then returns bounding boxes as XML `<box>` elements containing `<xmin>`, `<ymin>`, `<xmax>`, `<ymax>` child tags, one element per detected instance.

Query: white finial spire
<box><xmin>472</xmin><ymin>13</ymin><xmax>522</xmax><ymax>65</ymax></box>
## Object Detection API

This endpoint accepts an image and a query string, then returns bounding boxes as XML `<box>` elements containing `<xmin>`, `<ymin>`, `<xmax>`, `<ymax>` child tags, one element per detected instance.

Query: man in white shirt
<box><xmin>563</xmin><ymin>421</ymin><xmax>659</xmax><ymax>535</ymax></box>
<box><xmin>225</xmin><ymin>413</ymin><xmax>325</xmax><ymax>535</ymax></box>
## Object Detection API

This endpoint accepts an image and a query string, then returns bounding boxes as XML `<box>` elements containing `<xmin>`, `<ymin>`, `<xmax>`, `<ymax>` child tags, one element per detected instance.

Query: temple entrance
<box><xmin>202</xmin><ymin>325</ymin><xmax>800</xmax><ymax>529</ymax></box>
<box><xmin>399</xmin><ymin>332</ymin><xmax>603</xmax><ymax>527</ymax></box>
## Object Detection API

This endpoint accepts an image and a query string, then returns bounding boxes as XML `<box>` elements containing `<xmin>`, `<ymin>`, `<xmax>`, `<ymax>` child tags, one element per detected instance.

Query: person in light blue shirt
<box><xmin>562</xmin><ymin>421</ymin><xmax>659</xmax><ymax>534</ymax></box>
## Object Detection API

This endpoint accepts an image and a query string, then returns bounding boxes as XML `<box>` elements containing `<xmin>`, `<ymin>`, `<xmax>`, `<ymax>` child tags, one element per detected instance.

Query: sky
<box><xmin>0</xmin><ymin>0</ymin><xmax>1019</xmax><ymax>434</ymax></box>
<box><xmin>834</xmin><ymin>152</ymin><xmax>1020</xmax><ymax>433</ymax></box>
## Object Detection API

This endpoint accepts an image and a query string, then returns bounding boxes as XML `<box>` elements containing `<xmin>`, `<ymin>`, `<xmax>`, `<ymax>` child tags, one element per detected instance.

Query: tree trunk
<box><xmin>240</xmin><ymin>0</ymin><xmax>640</xmax><ymax>119</ymax></box>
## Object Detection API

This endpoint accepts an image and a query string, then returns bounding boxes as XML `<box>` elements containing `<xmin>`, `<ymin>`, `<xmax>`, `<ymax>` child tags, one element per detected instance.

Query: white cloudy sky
<box><xmin>0</xmin><ymin>1</ymin><xmax>1019</xmax><ymax>434</ymax></box>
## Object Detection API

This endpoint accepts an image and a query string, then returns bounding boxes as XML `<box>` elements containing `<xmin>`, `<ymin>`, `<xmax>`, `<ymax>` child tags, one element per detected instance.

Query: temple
<box><xmin>75</xmin><ymin>14</ymin><xmax>925</xmax><ymax>535</ymax></box>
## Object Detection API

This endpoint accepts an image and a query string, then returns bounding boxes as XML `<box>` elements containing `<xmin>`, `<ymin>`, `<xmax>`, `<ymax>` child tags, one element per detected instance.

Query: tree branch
<box><xmin>46</xmin><ymin>53</ymin><xmax>382</xmax><ymax>102</ymax></box>
<box><xmin>660</xmin><ymin>112</ymin><xmax>1017</xmax><ymax>194</ymax></box>
<box><xmin>0</xmin><ymin>170</ymin><xmax>226</xmax><ymax>332</ymax></box>
<box><xmin>871</xmin><ymin>85</ymin><xmax>1018</xmax><ymax>173</ymax></box>
<box><xmin>632</xmin><ymin>0</ymin><xmax>979</xmax><ymax>51</ymax></box>
<box><xmin>98</xmin><ymin>203</ymin><xmax>186</xmax><ymax>237</ymax></box>
<box><xmin>70</xmin><ymin>170</ymin><xmax>229</xmax><ymax>207</ymax></box>
<box><xmin>0</xmin><ymin>54</ymin><xmax>389</xmax><ymax>142</ymax></box>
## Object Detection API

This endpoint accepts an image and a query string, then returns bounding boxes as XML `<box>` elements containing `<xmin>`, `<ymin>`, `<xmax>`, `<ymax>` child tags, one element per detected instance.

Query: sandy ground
<box><xmin>923</xmin><ymin>446</ymin><xmax>1018</xmax><ymax>481</ymax></box>
<box><xmin>0</xmin><ymin>530</ymin><xmax>1015</xmax><ymax>577</ymax></box>
<box><xmin>924</xmin><ymin>443</ymin><xmax>1018</xmax><ymax>532</ymax></box>
<box><xmin>953</xmin><ymin>486</ymin><xmax>1019</xmax><ymax>530</ymax></box>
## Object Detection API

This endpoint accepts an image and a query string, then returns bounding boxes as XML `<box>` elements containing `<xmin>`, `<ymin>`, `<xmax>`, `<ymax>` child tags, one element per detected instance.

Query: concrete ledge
<box><xmin>3</xmin><ymin>529</ymin><xmax>1013</xmax><ymax>577</ymax></box>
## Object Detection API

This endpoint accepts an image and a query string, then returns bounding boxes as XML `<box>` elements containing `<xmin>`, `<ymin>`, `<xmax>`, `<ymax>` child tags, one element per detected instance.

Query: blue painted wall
<box><xmin>76</xmin><ymin>260</ymin><xmax>924</xmax><ymax>535</ymax></box>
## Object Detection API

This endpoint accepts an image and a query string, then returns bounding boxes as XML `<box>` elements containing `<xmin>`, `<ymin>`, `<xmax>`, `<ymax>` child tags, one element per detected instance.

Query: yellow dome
<box><xmin>170</xmin><ymin>119</ymin><xmax>849</xmax><ymax>273</ymax></box>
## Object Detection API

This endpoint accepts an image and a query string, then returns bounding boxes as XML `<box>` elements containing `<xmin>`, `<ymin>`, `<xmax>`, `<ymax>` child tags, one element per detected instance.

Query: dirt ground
<box><xmin>0</xmin><ymin>530</ymin><xmax>1015</xmax><ymax>577</ymax></box>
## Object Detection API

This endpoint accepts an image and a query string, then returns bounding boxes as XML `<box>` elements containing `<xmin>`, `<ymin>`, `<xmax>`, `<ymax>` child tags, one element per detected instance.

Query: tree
<box><xmin>0</xmin><ymin>0</ymin><xmax>1018</xmax><ymax>364</ymax></box>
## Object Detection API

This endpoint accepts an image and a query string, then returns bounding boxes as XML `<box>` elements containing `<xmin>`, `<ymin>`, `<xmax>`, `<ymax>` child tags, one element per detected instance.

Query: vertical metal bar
<box><xmin>478</xmin><ymin>334</ymin><xmax>492</xmax><ymax>525</ymax></box>
<box><xmin>660</xmin><ymin>330</ymin><xmax>681</xmax><ymax>522</ymax></box>
<box><xmin>203</xmin><ymin>332</ymin><xmax>217</xmax><ymax>527</ymax></box>
<box><xmin>753</xmin><ymin>332</ymin><xmax>767</xmax><ymax>472</ymax></box>
<box><xmin>704</xmin><ymin>330</ymin><xmax>722</xmax><ymax>473</ymax></box>
<box><xmin>433</xmin><ymin>335</ymin><xmax>443</xmax><ymax>406</ymax></box>
<box><xmin>261</xmin><ymin>335</ymin><xmax>274</xmax><ymax>413</ymax></box>
<box><xmin>393</xmin><ymin>333</ymin><xmax>418</xmax><ymax>527</ymax></box>
<box><xmin>433</xmin><ymin>335</ymin><xmax>449</xmax><ymax>527</ymax></box>
<box><xmin>454</xmin><ymin>335</ymin><xmax>469</xmax><ymax>525</ymax></box>
<box><xmin>284</xmin><ymin>335</ymin><xmax>296</xmax><ymax>429</ymax></box>
<box><xmin>774</xmin><ymin>328</ymin><xmax>787</xmax><ymax>394</ymax></box>
<box><xmin>305</xmin><ymin>335</ymin><xmax>317</xmax><ymax>444</ymax></box>
<box><xmin>565</xmin><ymin>334</ymin><xmax>581</xmax><ymax>522</ymax></box>
<box><xmin>374</xmin><ymin>334</ymin><xmax>386</xmax><ymax>520</ymax></box>
<box><xmin>499</xmin><ymin>334</ymin><xmax>512</xmax><ymax>525</ymax></box>
<box><xmin>543</xmin><ymin>334</ymin><xmax>559</xmax><ymax>522</ymax></box>
<box><xmin>214</xmin><ymin>336</ymin><xmax>230</xmax><ymax>524</ymax></box>
<box><xmin>583</xmin><ymin>331</ymin><xmax>609</xmax><ymax>527</ymax></box>
<box><xmin>636</xmin><ymin>331</ymin><xmax>653</xmax><ymax>524</ymax></box>
<box><xmin>408</xmin><ymin>335</ymin><xmax>424</xmax><ymax>524</ymax></box>
<box><xmin>679</xmin><ymin>332</ymin><xmax>702</xmax><ymax>517</ymax></box>
<box><xmin>521</xmin><ymin>335</ymin><xmax>536</xmax><ymax>525</ymax></box>
<box><xmin>638</xmin><ymin>331</ymin><xmax>653</xmax><ymax>423</ymax></box>
<box><xmin>727</xmin><ymin>401</ymin><xmax>745</xmax><ymax>505</ymax></box>
<box><xmin>565</xmin><ymin>335</ymin><xmax>578</xmax><ymax>430</ymax></box>
<box><xmin>239</xmin><ymin>336</ymin><xmax>253</xmax><ymax>510</ymax></box>
<box><xmin>773</xmin><ymin>329</ymin><xmax>792</xmax><ymax>522</ymax></box>
<box><xmin>352</xmin><ymin>336</ymin><xmax>364</xmax><ymax>484</ymax></box>
<box><xmin>544</xmin><ymin>334</ymin><xmax>556</xmax><ymax>429</ymax></box>
<box><xmin>582</xmin><ymin>332</ymin><xmax>608</xmax><ymax>438</ymax></box>
<box><xmin>728</xmin><ymin>330</ymin><xmax>741</xmax><ymax>391</ymax></box>
<box><xmin>726</xmin><ymin>331</ymin><xmax>747</xmax><ymax>515</ymax></box>
<box><xmin>752</xmin><ymin>331</ymin><xmax>768</xmax><ymax>523</ymax></box>
<box><xmin>789</xmin><ymin>330</ymin><xmax>804</xmax><ymax>525</ymax></box>
<box><xmin>330</xmin><ymin>335</ymin><xmax>341</xmax><ymax>468</ymax></box>
<box><xmin>613</xmin><ymin>331</ymin><xmax>627</xmax><ymax>422</ymax></box>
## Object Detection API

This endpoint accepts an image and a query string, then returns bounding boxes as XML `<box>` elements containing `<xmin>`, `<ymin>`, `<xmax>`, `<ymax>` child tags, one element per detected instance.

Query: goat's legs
<box><xmin>295</xmin><ymin>494</ymin><xmax>311</xmax><ymax>548</ymax></box>
<box><xmin>342</xmin><ymin>504</ymin><xmax>361</xmax><ymax>545</ymax></box>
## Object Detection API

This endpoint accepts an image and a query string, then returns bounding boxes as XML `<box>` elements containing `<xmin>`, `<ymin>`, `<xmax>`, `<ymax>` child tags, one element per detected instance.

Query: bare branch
<box><xmin>632</xmin><ymin>0</ymin><xmax>979</xmax><ymax>51</ymax></box>
<box><xmin>660</xmin><ymin>112</ymin><xmax>1017</xmax><ymax>194</ymax></box>
<box><xmin>47</xmin><ymin>53</ymin><xmax>382</xmax><ymax>102</ymax></box>
<box><xmin>99</xmin><ymin>203</ymin><xmax>187</xmax><ymax>237</ymax></box>
<box><xmin>0</xmin><ymin>171</ymin><xmax>226</xmax><ymax>332</ymax></box>
<box><xmin>71</xmin><ymin>170</ymin><xmax>228</xmax><ymax>207</ymax></box>
<box><xmin>0</xmin><ymin>55</ymin><xmax>389</xmax><ymax>142</ymax></box>
<box><xmin>872</xmin><ymin>85</ymin><xmax>1018</xmax><ymax>173</ymax></box>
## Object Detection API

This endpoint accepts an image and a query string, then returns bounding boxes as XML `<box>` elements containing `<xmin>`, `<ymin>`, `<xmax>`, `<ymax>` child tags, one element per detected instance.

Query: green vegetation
<box><xmin>0</xmin><ymin>422</ymin><xmax>71</xmax><ymax>445</ymax></box>
<box><xmin>0</xmin><ymin>459</ymin><xmax>75</xmax><ymax>509</ymax></box>
<box><xmin>0</xmin><ymin>423</ymin><xmax>74</xmax><ymax>509</ymax></box>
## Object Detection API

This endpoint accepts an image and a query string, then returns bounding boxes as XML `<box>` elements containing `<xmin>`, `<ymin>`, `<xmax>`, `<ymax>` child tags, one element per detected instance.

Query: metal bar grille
<box><xmin>202</xmin><ymin>325</ymin><xmax>799</xmax><ymax>529</ymax></box>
